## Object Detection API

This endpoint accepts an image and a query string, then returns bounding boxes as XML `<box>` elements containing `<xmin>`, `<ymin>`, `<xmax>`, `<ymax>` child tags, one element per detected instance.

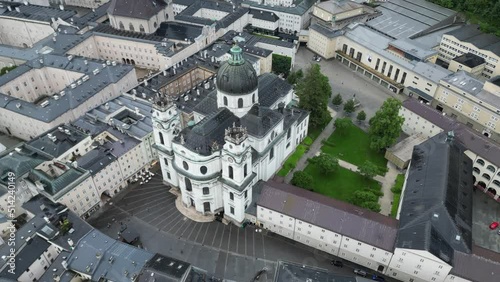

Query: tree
<box><xmin>343</xmin><ymin>99</ymin><xmax>356</xmax><ymax>114</ymax></box>
<box><xmin>291</xmin><ymin>171</ymin><xmax>313</xmax><ymax>188</ymax></box>
<box><xmin>287</xmin><ymin>69</ymin><xmax>303</xmax><ymax>85</ymax></box>
<box><xmin>358</xmin><ymin>160</ymin><xmax>379</xmax><ymax>179</ymax></box>
<box><xmin>0</xmin><ymin>65</ymin><xmax>16</xmax><ymax>76</ymax></box>
<box><xmin>334</xmin><ymin>118</ymin><xmax>352</xmax><ymax>135</ymax></box>
<box><xmin>368</xmin><ymin>98</ymin><xmax>404</xmax><ymax>151</ymax></box>
<box><xmin>312</xmin><ymin>153</ymin><xmax>339</xmax><ymax>175</ymax></box>
<box><xmin>349</xmin><ymin>190</ymin><xmax>381</xmax><ymax>212</ymax></box>
<box><xmin>332</xmin><ymin>94</ymin><xmax>343</xmax><ymax>107</ymax></box>
<box><xmin>356</xmin><ymin>110</ymin><xmax>366</xmax><ymax>123</ymax></box>
<box><xmin>296</xmin><ymin>64</ymin><xmax>332</xmax><ymax>128</ymax></box>
<box><xmin>272</xmin><ymin>54</ymin><xmax>292</xmax><ymax>77</ymax></box>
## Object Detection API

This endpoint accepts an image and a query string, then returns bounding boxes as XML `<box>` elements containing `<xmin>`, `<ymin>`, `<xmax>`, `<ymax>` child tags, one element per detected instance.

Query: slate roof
<box><xmin>0</xmin><ymin>2</ymin><xmax>76</xmax><ymax>22</ymax></box>
<box><xmin>65</xmin><ymin>229</ymin><xmax>154</xmax><ymax>281</ymax></box>
<box><xmin>0</xmin><ymin>236</ymin><xmax>50</xmax><ymax>280</ymax></box>
<box><xmin>256</xmin><ymin>73</ymin><xmax>292</xmax><ymax>107</ymax></box>
<box><xmin>242</xmin><ymin>0</ymin><xmax>316</xmax><ymax>16</ymax></box>
<box><xmin>107</xmin><ymin>0</ymin><xmax>166</xmax><ymax>20</ymax></box>
<box><xmin>450</xmin><ymin>247</ymin><xmax>500</xmax><ymax>282</ymax></box>
<box><xmin>258</xmin><ymin>181</ymin><xmax>399</xmax><ymax>251</ymax></box>
<box><xmin>396</xmin><ymin>133</ymin><xmax>473</xmax><ymax>264</ymax></box>
<box><xmin>38</xmin><ymin>251</ymin><xmax>76</xmax><ymax>282</ymax></box>
<box><xmin>240</xmin><ymin>105</ymin><xmax>283</xmax><ymax>137</ymax></box>
<box><xmin>445</xmin><ymin>24</ymin><xmax>500</xmax><ymax>56</ymax></box>
<box><xmin>137</xmin><ymin>253</ymin><xmax>191</xmax><ymax>282</ymax></box>
<box><xmin>452</xmin><ymin>52</ymin><xmax>485</xmax><ymax>68</ymax></box>
<box><xmin>77</xmin><ymin>148</ymin><xmax>117</xmax><ymax>175</ymax></box>
<box><xmin>216</xmin><ymin>51</ymin><xmax>258</xmax><ymax>95</ymax></box>
<box><xmin>156</xmin><ymin>22</ymin><xmax>203</xmax><ymax>41</ymax></box>
<box><xmin>0</xmin><ymin>54</ymin><xmax>134</xmax><ymax>122</ymax></box>
<box><xmin>310</xmin><ymin>23</ymin><xmax>345</xmax><ymax>38</ymax></box>
<box><xmin>250</xmin><ymin>8</ymin><xmax>279</xmax><ymax>22</ymax></box>
<box><xmin>26</xmin><ymin>124</ymin><xmax>89</xmax><ymax>158</ymax></box>
<box><xmin>174</xmin><ymin>108</ymin><xmax>239</xmax><ymax>156</ymax></box>
<box><xmin>0</xmin><ymin>147</ymin><xmax>48</xmax><ymax>184</ymax></box>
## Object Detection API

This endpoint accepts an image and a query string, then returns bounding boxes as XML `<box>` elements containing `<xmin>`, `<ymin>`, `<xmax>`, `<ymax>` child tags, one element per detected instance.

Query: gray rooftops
<box><xmin>445</xmin><ymin>24</ymin><xmax>500</xmax><ymax>56</ymax></box>
<box><xmin>452</xmin><ymin>52</ymin><xmax>485</xmax><ymax>68</ymax></box>
<box><xmin>0</xmin><ymin>147</ymin><xmax>48</xmax><ymax>184</ymax></box>
<box><xmin>366</xmin><ymin>0</ymin><xmax>457</xmax><ymax>39</ymax></box>
<box><xmin>107</xmin><ymin>0</ymin><xmax>166</xmax><ymax>20</ymax></box>
<box><xmin>0</xmin><ymin>236</ymin><xmax>50</xmax><ymax>280</ymax></box>
<box><xmin>389</xmin><ymin>38</ymin><xmax>437</xmax><ymax>61</ymax></box>
<box><xmin>412</xmin><ymin>61</ymin><xmax>452</xmax><ymax>84</ymax></box>
<box><xmin>258</xmin><ymin>181</ymin><xmax>399</xmax><ymax>251</ymax></box>
<box><xmin>316</xmin><ymin>0</ymin><xmax>365</xmax><ymax>15</ymax></box>
<box><xmin>156</xmin><ymin>22</ymin><xmax>203</xmax><ymax>41</ymax></box>
<box><xmin>26</xmin><ymin>124</ymin><xmax>89</xmax><ymax>158</ymax></box>
<box><xmin>250</xmin><ymin>8</ymin><xmax>279</xmax><ymax>22</ymax></box>
<box><xmin>77</xmin><ymin>148</ymin><xmax>116</xmax><ymax>175</ymax></box>
<box><xmin>309</xmin><ymin>23</ymin><xmax>345</xmax><ymax>38</ymax></box>
<box><xmin>0</xmin><ymin>54</ymin><xmax>134</xmax><ymax>122</ymax></box>
<box><xmin>0</xmin><ymin>2</ymin><xmax>76</xmax><ymax>22</ymax></box>
<box><xmin>240</xmin><ymin>105</ymin><xmax>283</xmax><ymax>137</ymax></box>
<box><xmin>137</xmin><ymin>253</ymin><xmax>191</xmax><ymax>282</ymax></box>
<box><xmin>65</xmin><ymin>229</ymin><xmax>154</xmax><ymax>281</ymax></box>
<box><xmin>397</xmin><ymin>132</ymin><xmax>473</xmax><ymax>263</ymax></box>
<box><xmin>242</xmin><ymin>0</ymin><xmax>316</xmax><ymax>16</ymax></box>
<box><xmin>451</xmin><ymin>246</ymin><xmax>500</xmax><ymax>282</ymax></box>
<box><xmin>441</xmin><ymin>71</ymin><xmax>484</xmax><ymax>96</ymax></box>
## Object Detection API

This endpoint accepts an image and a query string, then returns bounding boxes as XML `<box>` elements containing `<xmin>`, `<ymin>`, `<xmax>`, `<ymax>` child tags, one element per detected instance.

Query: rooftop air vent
<box><xmin>40</xmin><ymin>100</ymin><xmax>50</xmax><ymax>108</ymax></box>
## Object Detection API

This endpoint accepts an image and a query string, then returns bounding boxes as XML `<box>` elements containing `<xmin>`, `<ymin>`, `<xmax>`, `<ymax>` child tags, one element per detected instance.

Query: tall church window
<box><xmin>244</xmin><ymin>164</ymin><xmax>247</xmax><ymax>177</ymax></box>
<box><xmin>129</xmin><ymin>23</ymin><xmax>135</xmax><ymax>31</ymax></box>
<box><xmin>185</xmin><ymin>178</ymin><xmax>192</xmax><ymax>191</ymax></box>
<box><xmin>252</xmin><ymin>94</ymin><xmax>255</xmax><ymax>103</ymax></box>
<box><xmin>139</xmin><ymin>24</ymin><xmax>145</xmax><ymax>33</ymax></box>
<box><xmin>230</xmin><ymin>192</ymin><xmax>234</xmax><ymax>200</ymax></box>
<box><xmin>159</xmin><ymin>132</ymin><xmax>164</xmax><ymax>145</ymax></box>
<box><xmin>238</xmin><ymin>98</ymin><xmax>243</xmax><ymax>108</ymax></box>
<box><xmin>224</xmin><ymin>96</ymin><xmax>228</xmax><ymax>106</ymax></box>
<box><xmin>270</xmin><ymin>147</ymin><xmax>274</xmax><ymax>160</ymax></box>
<box><xmin>229</xmin><ymin>166</ymin><xmax>234</xmax><ymax>179</ymax></box>
<box><xmin>203</xmin><ymin>187</ymin><xmax>210</xmax><ymax>195</ymax></box>
<box><xmin>183</xmin><ymin>161</ymin><xmax>189</xmax><ymax>170</ymax></box>
<box><xmin>119</xmin><ymin>21</ymin><xmax>124</xmax><ymax>30</ymax></box>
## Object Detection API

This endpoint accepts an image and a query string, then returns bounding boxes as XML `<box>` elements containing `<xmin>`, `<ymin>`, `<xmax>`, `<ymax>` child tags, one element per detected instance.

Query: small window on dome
<box><xmin>238</xmin><ymin>98</ymin><xmax>243</xmax><ymax>108</ymax></box>
<box><xmin>200</xmin><ymin>166</ymin><xmax>207</xmax><ymax>175</ymax></box>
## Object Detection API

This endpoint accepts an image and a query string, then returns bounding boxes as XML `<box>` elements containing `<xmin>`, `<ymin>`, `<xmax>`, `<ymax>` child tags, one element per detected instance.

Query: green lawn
<box><xmin>390</xmin><ymin>174</ymin><xmax>405</xmax><ymax>217</ymax></box>
<box><xmin>321</xmin><ymin>123</ymin><xmax>387</xmax><ymax>170</ymax></box>
<box><xmin>303</xmin><ymin>164</ymin><xmax>381</xmax><ymax>202</ymax></box>
<box><xmin>307</xmin><ymin>116</ymin><xmax>331</xmax><ymax>142</ymax></box>
<box><xmin>277</xmin><ymin>144</ymin><xmax>308</xmax><ymax>177</ymax></box>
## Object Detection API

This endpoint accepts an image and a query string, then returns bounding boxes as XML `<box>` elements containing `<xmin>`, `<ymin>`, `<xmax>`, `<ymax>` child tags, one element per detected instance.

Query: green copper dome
<box><xmin>216</xmin><ymin>45</ymin><xmax>258</xmax><ymax>95</ymax></box>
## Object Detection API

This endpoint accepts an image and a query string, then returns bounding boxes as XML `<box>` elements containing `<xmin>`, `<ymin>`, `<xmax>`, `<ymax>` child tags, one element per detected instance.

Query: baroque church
<box><xmin>152</xmin><ymin>45</ymin><xmax>310</xmax><ymax>224</ymax></box>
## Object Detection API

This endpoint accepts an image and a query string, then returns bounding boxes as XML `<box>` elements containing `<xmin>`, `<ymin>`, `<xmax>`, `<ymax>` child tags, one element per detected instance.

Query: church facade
<box><xmin>152</xmin><ymin>45</ymin><xmax>309</xmax><ymax>224</ymax></box>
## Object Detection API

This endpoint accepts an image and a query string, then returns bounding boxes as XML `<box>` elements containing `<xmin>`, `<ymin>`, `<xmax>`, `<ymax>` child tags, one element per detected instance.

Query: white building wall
<box><xmin>17</xmin><ymin>243</ymin><xmax>59</xmax><ymax>282</ymax></box>
<box><xmin>387</xmin><ymin>248</ymin><xmax>452</xmax><ymax>282</ymax></box>
<box><xmin>338</xmin><ymin>236</ymin><xmax>393</xmax><ymax>273</ymax></box>
<box><xmin>0</xmin><ymin>18</ymin><xmax>54</xmax><ymax>48</ymax></box>
<box><xmin>251</xmin><ymin>17</ymin><xmax>279</xmax><ymax>31</ymax></box>
<box><xmin>192</xmin><ymin>8</ymin><xmax>228</xmax><ymax>20</ymax></box>
<box><xmin>55</xmin><ymin>176</ymin><xmax>100</xmax><ymax>217</ymax></box>
<box><xmin>90</xmin><ymin>160</ymin><xmax>126</xmax><ymax>198</ymax></box>
<box><xmin>399</xmin><ymin>106</ymin><xmax>445</xmax><ymax>138</ymax></box>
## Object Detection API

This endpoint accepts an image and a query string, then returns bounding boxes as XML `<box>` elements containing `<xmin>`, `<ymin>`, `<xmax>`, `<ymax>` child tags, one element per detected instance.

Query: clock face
<box><xmin>156</xmin><ymin>123</ymin><xmax>162</xmax><ymax>129</ymax></box>
<box><xmin>228</xmin><ymin>157</ymin><xmax>234</xmax><ymax>163</ymax></box>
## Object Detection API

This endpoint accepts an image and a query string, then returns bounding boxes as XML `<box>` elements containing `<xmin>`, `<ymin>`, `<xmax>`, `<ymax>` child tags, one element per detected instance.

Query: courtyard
<box><xmin>88</xmin><ymin>175</ymin><xmax>381</xmax><ymax>281</ymax></box>
<box><xmin>472</xmin><ymin>189</ymin><xmax>500</xmax><ymax>253</ymax></box>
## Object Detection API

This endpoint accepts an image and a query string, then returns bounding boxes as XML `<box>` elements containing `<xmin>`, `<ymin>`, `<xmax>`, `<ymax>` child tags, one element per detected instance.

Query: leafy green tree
<box><xmin>349</xmin><ymin>190</ymin><xmax>381</xmax><ymax>212</ymax></box>
<box><xmin>296</xmin><ymin>64</ymin><xmax>332</xmax><ymax>128</ymax></box>
<box><xmin>291</xmin><ymin>171</ymin><xmax>313</xmax><ymax>188</ymax></box>
<box><xmin>358</xmin><ymin>160</ymin><xmax>379</xmax><ymax>179</ymax></box>
<box><xmin>0</xmin><ymin>65</ymin><xmax>16</xmax><ymax>76</ymax></box>
<box><xmin>343</xmin><ymin>99</ymin><xmax>356</xmax><ymax>114</ymax></box>
<box><xmin>272</xmin><ymin>54</ymin><xmax>292</xmax><ymax>77</ymax></box>
<box><xmin>312</xmin><ymin>153</ymin><xmax>339</xmax><ymax>175</ymax></box>
<box><xmin>286</xmin><ymin>69</ymin><xmax>303</xmax><ymax>85</ymax></box>
<box><xmin>332</xmin><ymin>93</ymin><xmax>343</xmax><ymax>107</ymax></box>
<box><xmin>356</xmin><ymin>110</ymin><xmax>366</xmax><ymax>123</ymax></box>
<box><xmin>334</xmin><ymin>118</ymin><xmax>352</xmax><ymax>135</ymax></box>
<box><xmin>368</xmin><ymin>98</ymin><xmax>404</xmax><ymax>151</ymax></box>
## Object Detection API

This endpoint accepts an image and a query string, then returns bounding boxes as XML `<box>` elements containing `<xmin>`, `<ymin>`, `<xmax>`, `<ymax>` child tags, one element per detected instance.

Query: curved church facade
<box><xmin>152</xmin><ymin>45</ymin><xmax>310</xmax><ymax>224</ymax></box>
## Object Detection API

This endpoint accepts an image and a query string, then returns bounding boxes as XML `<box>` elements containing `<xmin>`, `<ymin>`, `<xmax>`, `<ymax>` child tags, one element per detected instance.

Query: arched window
<box><xmin>244</xmin><ymin>164</ymin><xmax>248</xmax><ymax>177</ymax></box>
<box><xmin>238</xmin><ymin>98</ymin><xmax>243</xmax><ymax>108</ymax></box>
<box><xmin>119</xmin><ymin>21</ymin><xmax>124</xmax><ymax>30</ymax></box>
<box><xmin>154</xmin><ymin>22</ymin><xmax>158</xmax><ymax>28</ymax></box>
<box><xmin>476</xmin><ymin>159</ymin><xmax>485</xmax><ymax>166</ymax></box>
<box><xmin>482</xmin><ymin>173</ymin><xmax>491</xmax><ymax>181</ymax></box>
<box><xmin>252</xmin><ymin>94</ymin><xmax>255</xmax><ymax>103</ymax></box>
<box><xmin>129</xmin><ymin>23</ymin><xmax>135</xmax><ymax>31</ymax></box>
<box><xmin>185</xmin><ymin>178</ymin><xmax>192</xmax><ymax>191</ymax></box>
<box><xmin>183</xmin><ymin>161</ymin><xmax>189</xmax><ymax>170</ymax></box>
<box><xmin>159</xmin><ymin>132</ymin><xmax>164</xmax><ymax>145</ymax></box>
<box><xmin>229</xmin><ymin>192</ymin><xmax>234</xmax><ymax>200</ymax></box>
<box><xmin>164</xmin><ymin>158</ymin><xmax>168</xmax><ymax>166</ymax></box>
<box><xmin>228</xmin><ymin>166</ymin><xmax>233</xmax><ymax>179</ymax></box>
<box><xmin>487</xmin><ymin>165</ymin><xmax>496</xmax><ymax>173</ymax></box>
<box><xmin>473</xmin><ymin>167</ymin><xmax>480</xmax><ymax>174</ymax></box>
<box><xmin>203</xmin><ymin>187</ymin><xmax>210</xmax><ymax>195</ymax></box>
<box><xmin>223</xmin><ymin>96</ymin><xmax>228</xmax><ymax>106</ymax></box>
<box><xmin>139</xmin><ymin>24</ymin><xmax>145</xmax><ymax>33</ymax></box>
<box><xmin>166</xmin><ymin>13</ymin><xmax>169</xmax><ymax>20</ymax></box>
<box><xmin>270</xmin><ymin>147</ymin><xmax>274</xmax><ymax>160</ymax></box>
<box><xmin>493</xmin><ymin>180</ymin><xmax>500</xmax><ymax>187</ymax></box>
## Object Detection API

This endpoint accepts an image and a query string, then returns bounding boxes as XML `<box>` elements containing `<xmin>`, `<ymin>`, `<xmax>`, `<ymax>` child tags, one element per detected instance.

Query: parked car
<box><xmin>354</xmin><ymin>269</ymin><xmax>367</xmax><ymax>277</ymax></box>
<box><xmin>330</xmin><ymin>260</ymin><xmax>343</xmax><ymax>267</ymax></box>
<box><xmin>489</xmin><ymin>221</ymin><xmax>499</xmax><ymax>230</ymax></box>
<box><xmin>316</xmin><ymin>57</ymin><xmax>322</xmax><ymax>62</ymax></box>
<box><xmin>372</xmin><ymin>275</ymin><xmax>385</xmax><ymax>281</ymax></box>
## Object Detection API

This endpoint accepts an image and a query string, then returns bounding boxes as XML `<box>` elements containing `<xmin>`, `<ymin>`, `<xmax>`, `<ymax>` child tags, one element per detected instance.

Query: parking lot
<box><xmin>294</xmin><ymin>47</ymin><xmax>405</xmax><ymax>121</ymax></box>
<box><xmin>89</xmin><ymin>175</ymin><xmax>394</xmax><ymax>281</ymax></box>
<box><xmin>472</xmin><ymin>190</ymin><xmax>500</xmax><ymax>252</ymax></box>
